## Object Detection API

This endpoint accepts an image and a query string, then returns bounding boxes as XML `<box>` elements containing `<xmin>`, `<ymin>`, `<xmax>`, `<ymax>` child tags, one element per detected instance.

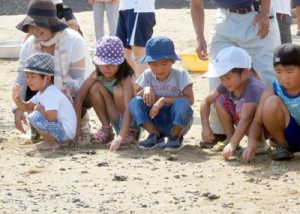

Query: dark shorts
<box><xmin>285</xmin><ymin>115</ymin><xmax>300</xmax><ymax>152</ymax></box>
<box><xmin>116</xmin><ymin>9</ymin><xmax>155</xmax><ymax>48</ymax></box>
<box><xmin>292</xmin><ymin>0</ymin><xmax>300</xmax><ymax>6</ymax></box>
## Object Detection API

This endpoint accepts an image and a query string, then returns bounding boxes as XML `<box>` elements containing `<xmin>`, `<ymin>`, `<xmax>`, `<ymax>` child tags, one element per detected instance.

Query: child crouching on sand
<box><xmin>74</xmin><ymin>36</ymin><xmax>138</xmax><ymax>151</ymax></box>
<box><xmin>129</xmin><ymin>36</ymin><xmax>194</xmax><ymax>152</ymax></box>
<box><xmin>243</xmin><ymin>44</ymin><xmax>300</xmax><ymax>162</ymax></box>
<box><xmin>200</xmin><ymin>46</ymin><xmax>267</xmax><ymax>160</ymax></box>
<box><xmin>12</xmin><ymin>53</ymin><xmax>77</xmax><ymax>151</ymax></box>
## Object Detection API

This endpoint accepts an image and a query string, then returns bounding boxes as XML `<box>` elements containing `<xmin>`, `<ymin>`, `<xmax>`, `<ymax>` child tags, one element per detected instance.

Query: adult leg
<box><xmin>131</xmin><ymin>45</ymin><xmax>149</xmax><ymax>76</ymax></box>
<box><xmin>105</xmin><ymin>2</ymin><xmax>119</xmax><ymax>36</ymax></box>
<box><xmin>296</xmin><ymin>6</ymin><xmax>300</xmax><ymax>35</ymax></box>
<box><xmin>129</xmin><ymin>12</ymin><xmax>155</xmax><ymax>76</ymax></box>
<box><xmin>124</xmin><ymin>48</ymin><xmax>138</xmax><ymax>74</ymax></box>
<box><xmin>93</xmin><ymin>2</ymin><xmax>105</xmax><ymax>42</ymax></box>
<box><xmin>237</xmin><ymin>10</ymin><xmax>280</xmax><ymax>86</ymax></box>
<box><xmin>276</xmin><ymin>13</ymin><xmax>292</xmax><ymax>44</ymax></box>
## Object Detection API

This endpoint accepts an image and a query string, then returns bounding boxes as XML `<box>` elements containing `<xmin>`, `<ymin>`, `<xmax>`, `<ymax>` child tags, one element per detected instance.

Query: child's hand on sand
<box><xmin>108</xmin><ymin>136</ymin><xmax>122</xmax><ymax>152</ymax></box>
<box><xmin>12</xmin><ymin>83</ymin><xmax>22</xmax><ymax>102</ymax></box>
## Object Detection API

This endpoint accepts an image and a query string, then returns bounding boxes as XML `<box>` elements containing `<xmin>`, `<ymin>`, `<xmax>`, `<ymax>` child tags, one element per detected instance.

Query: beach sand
<box><xmin>1</xmin><ymin>9</ymin><xmax>300</xmax><ymax>213</ymax></box>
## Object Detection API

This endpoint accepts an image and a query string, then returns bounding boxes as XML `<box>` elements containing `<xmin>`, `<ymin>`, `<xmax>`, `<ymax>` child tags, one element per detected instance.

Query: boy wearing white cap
<box><xmin>200</xmin><ymin>46</ymin><xmax>266</xmax><ymax>160</ymax></box>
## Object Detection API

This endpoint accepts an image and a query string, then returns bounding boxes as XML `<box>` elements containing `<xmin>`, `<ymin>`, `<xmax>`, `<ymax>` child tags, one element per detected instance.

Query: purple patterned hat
<box><xmin>94</xmin><ymin>36</ymin><xmax>125</xmax><ymax>65</ymax></box>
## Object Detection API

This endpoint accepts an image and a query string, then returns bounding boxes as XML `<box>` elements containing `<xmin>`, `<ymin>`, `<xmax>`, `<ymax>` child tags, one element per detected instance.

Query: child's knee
<box><xmin>263</xmin><ymin>95</ymin><xmax>283</xmax><ymax>114</ymax></box>
<box><xmin>172</xmin><ymin>98</ymin><xmax>193</xmax><ymax>115</ymax></box>
<box><xmin>129</xmin><ymin>96</ymin><xmax>143</xmax><ymax>112</ymax></box>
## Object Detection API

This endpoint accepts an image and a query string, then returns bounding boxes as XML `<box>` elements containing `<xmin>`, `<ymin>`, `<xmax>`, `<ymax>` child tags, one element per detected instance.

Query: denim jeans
<box><xmin>129</xmin><ymin>97</ymin><xmax>193</xmax><ymax>137</ymax></box>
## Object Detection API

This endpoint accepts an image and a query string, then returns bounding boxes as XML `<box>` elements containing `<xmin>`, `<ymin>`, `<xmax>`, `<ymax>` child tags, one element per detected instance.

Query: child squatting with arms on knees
<box><xmin>243</xmin><ymin>44</ymin><xmax>300</xmax><ymax>162</ymax></box>
<box><xmin>129</xmin><ymin>36</ymin><xmax>194</xmax><ymax>152</ymax></box>
<box><xmin>200</xmin><ymin>46</ymin><xmax>267</xmax><ymax>160</ymax></box>
<box><xmin>74</xmin><ymin>36</ymin><xmax>138</xmax><ymax>151</ymax></box>
<box><xmin>12</xmin><ymin>53</ymin><xmax>77</xmax><ymax>151</ymax></box>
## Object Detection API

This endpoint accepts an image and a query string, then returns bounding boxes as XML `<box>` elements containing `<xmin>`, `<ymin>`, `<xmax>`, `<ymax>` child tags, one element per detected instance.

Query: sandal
<box><xmin>92</xmin><ymin>126</ymin><xmax>114</xmax><ymax>144</ymax></box>
<box><xmin>256</xmin><ymin>142</ymin><xmax>271</xmax><ymax>155</ymax></box>
<box><xmin>213</xmin><ymin>142</ymin><xmax>227</xmax><ymax>151</ymax></box>
<box><xmin>199</xmin><ymin>134</ymin><xmax>227</xmax><ymax>148</ymax></box>
<box><xmin>271</xmin><ymin>146</ymin><xmax>294</xmax><ymax>161</ymax></box>
<box><xmin>121</xmin><ymin>128</ymin><xmax>138</xmax><ymax>145</ymax></box>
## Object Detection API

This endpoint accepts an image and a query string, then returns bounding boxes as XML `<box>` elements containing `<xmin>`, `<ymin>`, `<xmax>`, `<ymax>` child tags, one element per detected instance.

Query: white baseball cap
<box><xmin>52</xmin><ymin>0</ymin><xmax>63</xmax><ymax>4</ymax></box>
<box><xmin>202</xmin><ymin>46</ymin><xmax>252</xmax><ymax>78</ymax></box>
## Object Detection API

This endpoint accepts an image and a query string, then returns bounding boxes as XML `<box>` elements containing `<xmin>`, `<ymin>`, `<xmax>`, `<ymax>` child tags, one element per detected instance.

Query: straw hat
<box><xmin>16</xmin><ymin>0</ymin><xmax>68</xmax><ymax>33</ymax></box>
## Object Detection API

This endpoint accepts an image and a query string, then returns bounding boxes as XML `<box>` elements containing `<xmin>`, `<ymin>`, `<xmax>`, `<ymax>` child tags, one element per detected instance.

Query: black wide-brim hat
<box><xmin>16</xmin><ymin>0</ymin><xmax>68</xmax><ymax>33</ymax></box>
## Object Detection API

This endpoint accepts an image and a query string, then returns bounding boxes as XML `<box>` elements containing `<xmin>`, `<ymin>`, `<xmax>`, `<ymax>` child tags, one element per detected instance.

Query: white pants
<box><xmin>208</xmin><ymin>8</ymin><xmax>280</xmax><ymax>134</ymax></box>
<box><xmin>93</xmin><ymin>2</ymin><xmax>119</xmax><ymax>42</ymax></box>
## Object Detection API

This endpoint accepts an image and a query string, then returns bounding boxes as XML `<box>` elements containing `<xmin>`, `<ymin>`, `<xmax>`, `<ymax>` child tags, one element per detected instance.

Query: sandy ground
<box><xmin>1</xmin><ymin>9</ymin><xmax>300</xmax><ymax>213</ymax></box>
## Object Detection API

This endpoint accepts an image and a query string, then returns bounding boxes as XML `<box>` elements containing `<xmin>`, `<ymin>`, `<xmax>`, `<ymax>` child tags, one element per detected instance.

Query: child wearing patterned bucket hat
<box><xmin>12</xmin><ymin>53</ymin><xmax>77</xmax><ymax>151</ymax></box>
<box><xmin>129</xmin><ymin>36</ymin><xmax>194</xmax><ymax>152</ymax></box>
<box><xmin>74</xmin><ymin>36</ymin><xmax>139</xmax><ymax>151</ymax></box>
<box><xmin>243</xmin><ymin>43</ymin><xmax>300</xmax><ymax>162</ymax></box>
<box><xmin>200</xmin><ymin>46</ymin><xmax>267</xmax><ymax>160</ymax></box>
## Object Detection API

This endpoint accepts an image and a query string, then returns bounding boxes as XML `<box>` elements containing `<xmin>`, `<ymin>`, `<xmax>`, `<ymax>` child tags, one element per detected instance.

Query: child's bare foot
<box><xmin>35</xmin><ymin>140</ymin><xmax>60</xmax><ymax>151</ymax></box>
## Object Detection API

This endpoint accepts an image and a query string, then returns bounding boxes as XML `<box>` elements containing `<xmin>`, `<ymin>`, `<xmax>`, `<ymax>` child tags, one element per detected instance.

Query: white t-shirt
<box><xmin>272</xmin><ymin>0</ymin><xmax>291</xmax><ymax>15</ymax></box>
<box><xmin>119</xmin><ymin>0</ymin><xmax>134</xmax><ymax>10</ymax></box>
<box><xmin>136</xmin><ymin>68</ymin><xmax>192</xmax><ymax>97</ymax></box>
<box><xmin>134</xmin><ymin>0</ymin><xmax>155</xmax><ymax>13</ymax></box>
<box><xmin>30</xmin><ymin>85</ymin><xmax>77</xmax><ymax>139</ymax></box>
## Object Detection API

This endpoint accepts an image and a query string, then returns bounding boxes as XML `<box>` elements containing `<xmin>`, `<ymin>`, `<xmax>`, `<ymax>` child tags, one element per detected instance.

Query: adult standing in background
<box><xmin>88</xmin><ymin>0</ymin><xmax>119</xmax><ymax>42</ymax></box>
<box><xmin>116</xmin><ymin>0</ymin><xmax>156</xmax><ymax>76</ymax></box>
<box><xmin>273</xmin><ymin>0</ymin><xmax>292</xmax><ymax>43</ymax></box>
<box><xmin>190</xmin><ymin>0</ymin><xmax>280</xmax><ymax>144</ymax></box>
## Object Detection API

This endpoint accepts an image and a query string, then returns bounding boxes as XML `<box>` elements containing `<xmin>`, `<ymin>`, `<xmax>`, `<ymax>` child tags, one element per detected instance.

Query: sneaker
<box><xmin>271</xmin><ymin>146</ymin><xmax>294</xmax><ymax>161</ymax></box>
<box><xmin>163</xmin><ymin>136</ymin><xmax>183</xmax><ymax>152</ymax></box>
<box><xmin>138</xmin><ymin>134</ymin><xmax>165</xmax><ymax>149</ymax></box>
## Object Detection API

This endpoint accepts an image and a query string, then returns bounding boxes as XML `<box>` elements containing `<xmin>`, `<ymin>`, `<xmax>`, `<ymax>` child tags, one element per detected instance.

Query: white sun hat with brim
<box><xmin>202</xmin><ymin>46</ymin><xmax>252</xmax><ymax>78</ymax></box>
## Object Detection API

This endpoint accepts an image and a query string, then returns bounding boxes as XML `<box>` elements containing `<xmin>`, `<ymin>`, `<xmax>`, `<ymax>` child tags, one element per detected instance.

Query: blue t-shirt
<box><xmin>273</xmin><ymin>81</ymin><xmax>300</xmax><ymax>126</ymax></box>
<box><xmin>211</xmin><ymin>0</ymin><xmax>255</xmax><ymax>9</ymax></box>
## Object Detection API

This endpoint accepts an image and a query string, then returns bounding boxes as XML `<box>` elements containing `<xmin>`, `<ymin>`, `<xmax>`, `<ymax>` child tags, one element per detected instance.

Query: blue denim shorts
<box><xmin>27</xmin><ymin>111</ymin><xmax>72</xmax><ymax>144</ymax></box>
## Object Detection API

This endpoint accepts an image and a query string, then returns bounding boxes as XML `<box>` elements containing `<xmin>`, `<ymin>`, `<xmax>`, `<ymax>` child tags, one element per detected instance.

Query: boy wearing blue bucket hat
<box><xmin>129</xmin><ymin>36</ymin><xmax>194</xmax><ymax>151</ymax></box>
<box><xmin>12</xmin><ymin>53</ymin><xmax>77</xmax><ymax>151</ymax></box>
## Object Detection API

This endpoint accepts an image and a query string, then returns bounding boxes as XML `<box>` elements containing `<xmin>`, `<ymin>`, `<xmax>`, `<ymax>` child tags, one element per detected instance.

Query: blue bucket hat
<box><xmin>23</xmin><ymin>53</ymin><xmax>56</xmax><ymax>76</ymax></box>
<box><xmin>140</xmin><ymin>36</ymin><xmax>180</xmax><ymax>64</ymax></box>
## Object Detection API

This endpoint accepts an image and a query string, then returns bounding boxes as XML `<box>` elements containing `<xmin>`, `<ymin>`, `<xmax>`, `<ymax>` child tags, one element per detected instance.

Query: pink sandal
<box><xmin>121</xmin><ymin>128</ymin><xmax>138</xmax><ymax>145</ymax></box>
<box><xmin>92</xmin><ymin>126</ymin><xmax>114</xmax><ymax>144</ymax></box>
